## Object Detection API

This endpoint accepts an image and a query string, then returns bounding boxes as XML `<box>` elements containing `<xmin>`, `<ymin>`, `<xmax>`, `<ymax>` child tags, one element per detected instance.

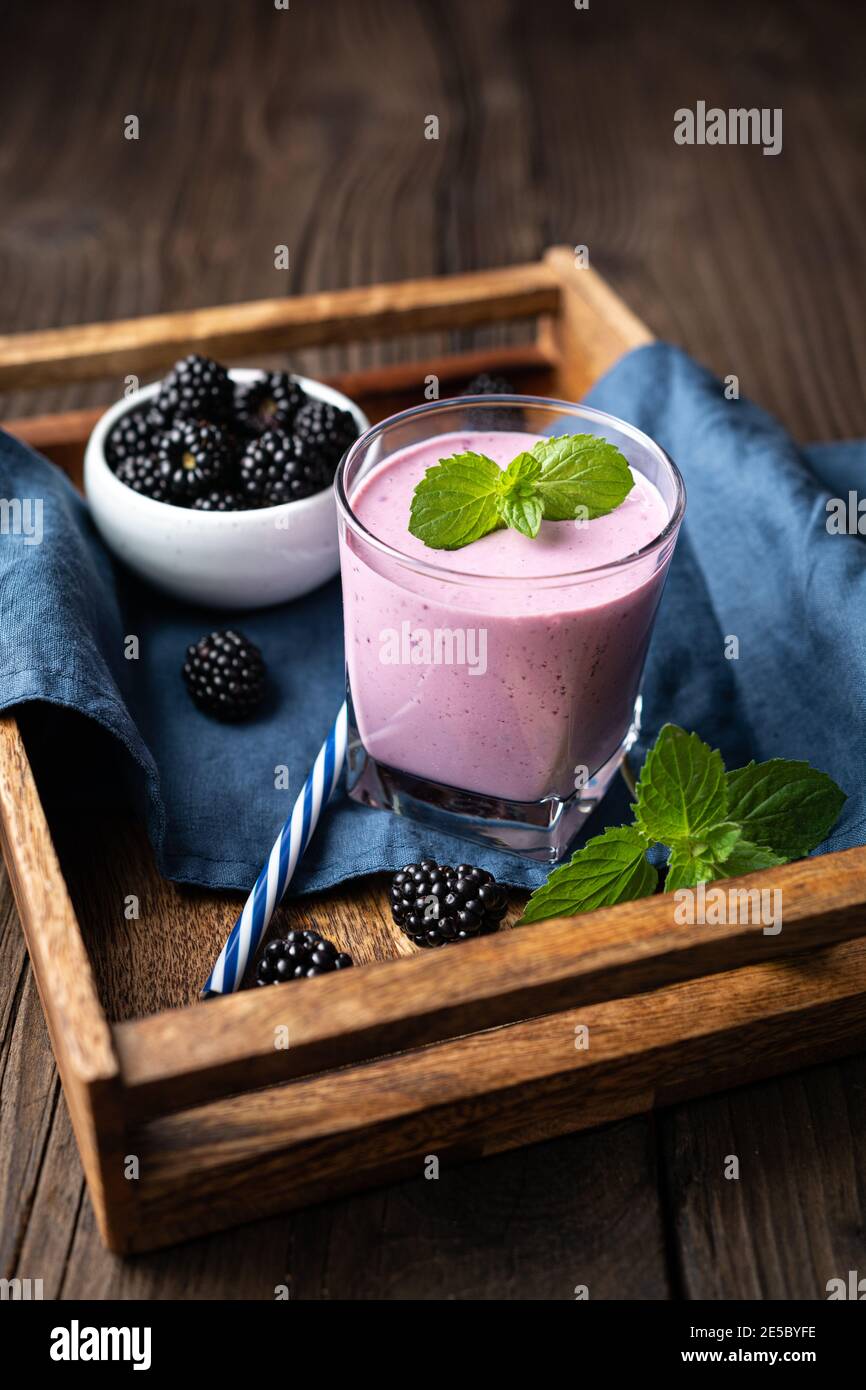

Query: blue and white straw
<box><xmin>201</xmin><ymin>701</ymin><xmax>348</xmax><ymax>998</ymax></box>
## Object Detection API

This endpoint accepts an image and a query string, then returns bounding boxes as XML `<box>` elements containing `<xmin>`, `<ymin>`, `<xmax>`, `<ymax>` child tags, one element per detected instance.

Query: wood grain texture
<box><xmin>111</xmin><ymin>845</ymin><xmax>866</xmax><ymax>1122</ymax></box>
<box><xmin>539</xmin><ymin>249</ymin><xmax>654</xmax><ymax>399</ymax></box>
<box><xmin>2</xmin><ymin>342</ymin><xmax>555</xmax><ymax>479</ymax></box>
<box><xmin>0</xmin><ymin>721</ymin><xmax>116</xmax><ymax>1086</ymax></box>
<box><xmin>1</xmin><ymin>0</ymin><xmax>865</xmax><ymax>1298</ymax></box>
<box><xmin>0</xmin><ymin>264</ymin><xmax>559</xmax><ymax>390</ymax></box>
<box><xmin>0</xmin><ymin>720</ymin><xmax>131</xmax><ymax>1247</ymax></box>
<box><xmin>120</xmin><ymin>935</ymin><xmax>866</xmax><ymax>1251</ymax></box>
<box><xmin>663</xmin><ymin>1053</ymin><xmax>866</xmax><ymax>1300</ymax></box>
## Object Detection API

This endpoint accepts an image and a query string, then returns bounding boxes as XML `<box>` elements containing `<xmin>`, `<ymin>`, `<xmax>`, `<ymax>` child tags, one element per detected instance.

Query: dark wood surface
<box><xmin>2</xmin><ymin>0</ymin><xmax>865</xmax><ymax>1299</ymax></box>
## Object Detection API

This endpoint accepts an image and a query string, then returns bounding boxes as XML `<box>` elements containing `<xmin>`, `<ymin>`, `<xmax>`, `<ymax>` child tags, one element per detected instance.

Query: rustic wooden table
<box><xmin>2</xmin><ymin>0</ymin><xmax>864</xmax><ymax>1300</ymax></box>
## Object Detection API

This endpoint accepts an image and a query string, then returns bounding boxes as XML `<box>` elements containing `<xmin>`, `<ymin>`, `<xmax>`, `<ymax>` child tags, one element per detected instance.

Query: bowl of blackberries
<box><xmin>84</xmin><ymin>354</ymin><xmax>369</xmax><ymax>608</ymax></box>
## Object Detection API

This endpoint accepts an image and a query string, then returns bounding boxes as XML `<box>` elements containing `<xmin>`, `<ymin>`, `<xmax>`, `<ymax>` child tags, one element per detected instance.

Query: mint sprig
<box><xmin>519</xmin><ymin>825</ymin><xmax>658</xmax><ymax>924</ymax></box>
<box><xmin>495</xmin><ymin>452</ymin><xmax>544</xmax><ymax>538</ymax></box>
<box><xmin>408</xmin><ymin>434</ymin><xmax>634</xmax><ymax>550</ymax></box>
<box><xmin>408</xmin><ymin>451</ymin><xmax>504</xmax><ymax>551</ymax></box>
<box><xmin>725</xmin><ymin>759</ymin><xmax>846</xmax><ymax>860</ymax></box>
<box><xmin>633</xmin><ymin>727</ymin><xmax>727</xmax><ymax>843</ymax></box>
<box><xmin>531</xmin><ymin>434</ymin><xmax>636</xmax><ymax>521</ymax></box>
<box><xmin>517</xmin><ymin>725</ymin><xmax>845</xmax><ymax>925</ymax></box>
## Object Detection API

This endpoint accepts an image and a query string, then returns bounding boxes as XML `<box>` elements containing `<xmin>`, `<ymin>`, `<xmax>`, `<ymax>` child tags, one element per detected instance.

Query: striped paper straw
<box><xmin>201</xmin><ymin>701</ymin><xmax>348</xmax><ymax>998</ymax></box>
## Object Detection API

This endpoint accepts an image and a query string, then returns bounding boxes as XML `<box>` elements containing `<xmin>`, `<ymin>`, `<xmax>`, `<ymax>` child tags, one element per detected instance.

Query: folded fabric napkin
<box><xmin>2</xmin><ymin>343</ymin><xmax>864</xmax><ymax>898</ymax></box>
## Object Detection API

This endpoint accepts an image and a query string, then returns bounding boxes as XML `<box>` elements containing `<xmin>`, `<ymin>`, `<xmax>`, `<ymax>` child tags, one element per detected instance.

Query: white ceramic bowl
<box><xmin>84</xmin><ymin>370</ymin><xmax>370</xmax><ymax>609</ymax></box>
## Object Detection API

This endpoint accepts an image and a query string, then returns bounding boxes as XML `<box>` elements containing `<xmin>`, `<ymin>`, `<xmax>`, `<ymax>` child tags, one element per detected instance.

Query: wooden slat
<box><xmin>0</xmin><ymin>718</ymin><xmax>130</xmax><ymax>1249</ymax></box>
<box><xmin>0</xmin><ymin>263</ymin><xmax>560</xmax><ymax>391</ymax></box>
<box><xmin>1</xmin><ymin>341</ymin><xmax>556</xmax><ymax>478</ymax></box>
<box><xmin>539</xmin><ymin>249</ymin><xmax>654</xmax><ymax>399</ymax></box>
<box><xmin>113</xmin><ymin>845</ymin><xmax>866</xmax><ymax>1121</ymax></box>
<box><xmin>120</xmin><ymin>934</ymin><xmax>866</xmax><ymax>1252</ymax></box>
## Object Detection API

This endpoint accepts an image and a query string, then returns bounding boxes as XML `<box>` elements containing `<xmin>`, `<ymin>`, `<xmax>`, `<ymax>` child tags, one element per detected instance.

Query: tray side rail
<box><xmin>0</xmin><ymin>717</ymin><xmax>132</xmax><ymax>1247</ymax></box>
<box><xmin>118</xmin><ymin>933</ymin><xmax>866</xmax><ymax>1252</ymax></box>
<box><xmin>113</xmin><ymin>845</ymin><xmax>866</xmax><ymax>1123</ymax></box>
<box><xmin>0</xmin><ymin>261</ymin><xmax>561</xmax><ymax>391</ymax></box>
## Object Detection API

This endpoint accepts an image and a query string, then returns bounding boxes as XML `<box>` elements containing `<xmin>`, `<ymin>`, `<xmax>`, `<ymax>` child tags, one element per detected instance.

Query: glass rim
<box><xmin>334</xmin><ymin>394</ymin><xmax>687</xmax><ymax>585</ymax></box>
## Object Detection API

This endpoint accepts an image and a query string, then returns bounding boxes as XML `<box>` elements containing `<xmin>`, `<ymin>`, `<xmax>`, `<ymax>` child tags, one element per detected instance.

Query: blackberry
<box><xmin>105</xmin><ymin>403</ymin><xmax>170</xmax><ymax>469</ymax></box>
<box><xmin>192</xmin><ymin>489</ymin><xmax>249</xmax><ymax>512</ymax></box>
<box><xmin>114</xmin><ymin>454</ymin><xmax>171</xmax><ymax>502</ymax></box>
<box><xmin>235</xmin><ymin>373</ymin><xmax>307</xmax><ymax>435</ymax></box>
<box><xmin>182</xmin><ymin>629</ymin><xmax>266</xmax><ymax>721</ymax></box>
<box><xmin>157</xmin><ymin>353</ymin><xmax>233</xmax><ymax>424</ymax></box>
<box><xmin>459</xmin><ymin>373</ymin><xmax>518</xmax><ymax>428</ymax></box>
<box><xmin>255</xmin><ymin>930</ymin><xmax>353</xmax><ymax>985</ymax></box>
<box><xmin>389</xmin><ymin>860</ymin><xmax>508</xmax><ymax>948</ymax></box>
<box><xmin>291</xmin><ymin>399</ymin><xmax>358</xmax><ymax>479</ymax></box>
<box><xmin>158</xmin><ymin>418</ymin><xmax>234</xmax><ymax>501</ymax></box>
<box><xmin>461</xmin><ymin>372</ymin><xmax>515</xmax><ymax>396</ymax></box>
<box><xmin>239</xmin><ymin>430</ymin><xmax>326</xmax><ymax>506</ymax></box>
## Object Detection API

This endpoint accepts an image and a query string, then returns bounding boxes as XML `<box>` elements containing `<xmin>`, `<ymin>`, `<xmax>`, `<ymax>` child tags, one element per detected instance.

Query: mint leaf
<box><xmin>408</xmin><ymin>435</ymin><xmax>634</xmax><ymax>550</ymax></box>
<box><xmin>702</xmin><ymin>821</ymin><xmax>742</xmax><ymax>862</ymax></box>
<box><xmin>714</xmin><ymin>840</ymin><xmax>788</xmax><ymax>877</ymax></box>
<box><xmin>634</xmin><ymin>725</ymin><xmax>728</xmax><ymax>844</ymax></box>
<box><xmin>496</xmin><ymin>491</ymin><xmax>543</xmax><ymax>538</ymax></box>
<box><xmin>408</xmin><ymin>452</ymin><xmax>504</xmax><ymax>550</ymax></box>
<box><xmin>725</xmin><ymin>759</ymin><xmax>846</xmax><ymax>859</ymax></box>
<box><xmin>665</xmin><ymin>848</ymin><xmax>719</xmax><ymax>892</ymax></box>
<box><xmin>531</xmin><ymin>434</ymin><xmax>634</xmax><ymax>521</ymax></box>
<box><xmin>499</xmin><ymin>451</ymin><xmax>542</xmax><ymax>489</ymax></box>
<box><xmin>665</xmin><ymin>836</ymin><xmax>784</xmax><ymax>892</ymax></box>
<box><xmin>517</xmin><ymin>825</ymin><xmax>657</xmax><ymax>925</ymax></box>
<box><xmin>495</xmin><ymin>452</ymin><xmax>544</xmax><ymax>538</ymax></box>
<box><xmin>663</xmin><ymin>822</ymin><xmax>741</xmax><ymax>890</ymax></box>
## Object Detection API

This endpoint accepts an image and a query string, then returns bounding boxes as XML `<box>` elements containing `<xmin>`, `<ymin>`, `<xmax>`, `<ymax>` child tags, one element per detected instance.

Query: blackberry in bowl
<box><xmin>235</xmin><ymin>372</ymin><xmax>306</xmax><ymax>435</ymax></box>
<box><xmin>293</xmin><ymin>399</ymin><xmax>359</xmax><ymax>481</ymax></box>
<box><xmin>157</xmin><ymin>418</ymin><xmax>234</xmax><ymax>502</ymax></box>
<box><xmin>239</xmin><ymin>430</ymin><xmax>327</xmax><ymax>506</ymax></box>
<box><xmin>84</xmin><ymin>363</ymin><xmax>369</xmax><ymax>608</ymax></box>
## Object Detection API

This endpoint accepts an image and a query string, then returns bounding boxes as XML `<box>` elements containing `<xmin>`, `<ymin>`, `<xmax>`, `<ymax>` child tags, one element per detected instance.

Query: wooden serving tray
<box><xmin>2</xmin><ymin>247</ymin><xmax>866</xmax><ymax>1253</ymax></box>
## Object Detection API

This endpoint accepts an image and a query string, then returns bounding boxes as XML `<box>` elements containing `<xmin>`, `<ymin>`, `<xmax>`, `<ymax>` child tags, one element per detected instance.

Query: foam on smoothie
<box><xmin>350</xmin><ymin>430</ymin><xmax>669</xmax><ymax>596</ymax></box>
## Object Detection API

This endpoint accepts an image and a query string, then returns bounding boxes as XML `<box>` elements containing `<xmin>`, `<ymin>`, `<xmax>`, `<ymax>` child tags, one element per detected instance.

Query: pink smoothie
<box><xmin>339</xmin><ymin>430</ymin><xmax>671</xmax><ymax>802</ymax></box>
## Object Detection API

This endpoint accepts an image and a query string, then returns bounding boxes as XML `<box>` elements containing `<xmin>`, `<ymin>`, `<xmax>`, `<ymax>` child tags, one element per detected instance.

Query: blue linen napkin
<box><xmin>1</xmin><ymin>342</ymin><xmax>864</xmax><ymax>897</ymax></box>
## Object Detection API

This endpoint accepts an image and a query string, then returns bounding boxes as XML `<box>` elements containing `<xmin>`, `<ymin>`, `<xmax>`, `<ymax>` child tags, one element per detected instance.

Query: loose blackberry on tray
<box><xmin>292</xmin><ymin>398</ymin><xmax>359</xmax><ymax>479</ymax></box>
<box><xmin>235</xmin><ymin>372</ymin><xmax>307</xmax><ymax>435</ymax></box>
<box><xmin>156</xmin><ymin>352</ymin><xmax>234</xmax><ymax>424</ymax></box>
<box><xmin>255</xmin><ymin>931</ymin><xmax>353</xmax><ymax>985</ymax></box>
<box><xmin>182</xmin><ymin>629</ymin><xmax>267</xmax><ymax>721</ymax></box>
<box><xmin>389</xmin><ymin>860</ymin><xmax>508</xmax><ymax>948</ymax></box>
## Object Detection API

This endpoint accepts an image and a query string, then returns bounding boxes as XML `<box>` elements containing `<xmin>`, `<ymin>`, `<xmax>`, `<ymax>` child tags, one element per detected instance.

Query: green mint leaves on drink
<box><xmin>518</xmin><ymin>725</ymin><xmax>845</xmax><ymax>925</ymax></box>
<box><xmin>408</xmin><ymin>434</ymin><xmax>634</xmax><ymax>550</ymax></box>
